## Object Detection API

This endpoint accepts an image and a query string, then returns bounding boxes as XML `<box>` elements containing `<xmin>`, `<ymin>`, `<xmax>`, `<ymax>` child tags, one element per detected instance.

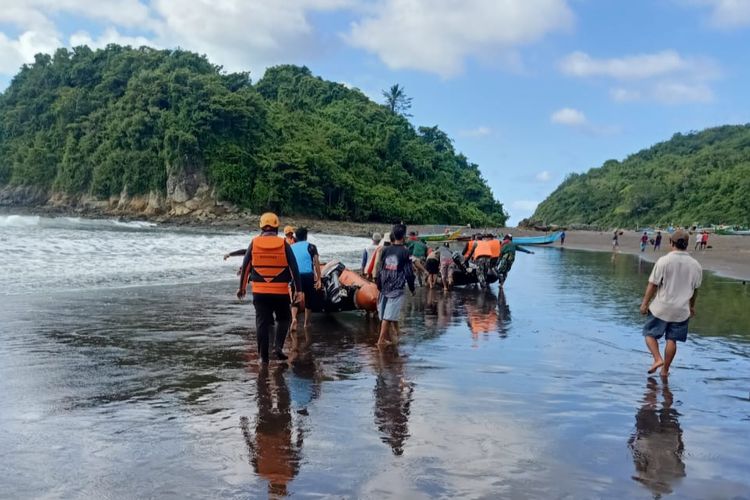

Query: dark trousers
<box><xmin>253</xmin><ymin>293</ymin><xmax>292</xmax><ymax>362</ymax></box>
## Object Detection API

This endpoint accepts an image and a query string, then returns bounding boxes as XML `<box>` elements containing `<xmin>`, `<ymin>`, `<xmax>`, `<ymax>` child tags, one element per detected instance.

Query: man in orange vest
<box><xmin>472</xmin><ymin>234</ymin><xmax>496</xmax><ymax>289</ymax></box>
<box><xmin>238</xmin><ymin>213</ymin><xmax>303</xmax><ymax>363</ymax></box>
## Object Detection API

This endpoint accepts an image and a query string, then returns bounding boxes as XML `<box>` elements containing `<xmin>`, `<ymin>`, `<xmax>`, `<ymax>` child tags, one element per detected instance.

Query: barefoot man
<box><xmin>639</xmin><ymin>229</ymin><xmax>702</xmax><ymax>377</ymax></box>
<box><xmin>376</xmin><ymin>225</ymin><xmax>415</xmax><ymax>345</ymax></box>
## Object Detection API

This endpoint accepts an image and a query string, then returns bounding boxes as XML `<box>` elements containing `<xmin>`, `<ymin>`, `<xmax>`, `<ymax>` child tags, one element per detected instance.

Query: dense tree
<box><xmin>0</xmin><ymin>45</ymin><xmax>507</xmax><ymax>226</ymax></box>
<box><xmin>533</xmin><ymin>125</ymin><xmax>750</xmax><ymax>227</ymax></box>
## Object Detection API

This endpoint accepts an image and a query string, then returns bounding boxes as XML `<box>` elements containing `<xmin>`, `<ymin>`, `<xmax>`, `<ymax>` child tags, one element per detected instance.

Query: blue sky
<box><xmin>1</xmin><ymin>0</ymin><xmax>749</xmax><ymax>224</ymax></box>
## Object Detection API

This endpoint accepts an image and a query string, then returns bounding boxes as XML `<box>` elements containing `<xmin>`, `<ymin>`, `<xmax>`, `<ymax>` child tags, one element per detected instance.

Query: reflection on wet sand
<box><xmin>373</xmin><ymin>348</ymin><xmax>414</xmax><ymax>456</ymax></box>
<box><xmin>240</xmin><ymin>365</ymin><xmax>302</xmax><ymax>497</ymax></box>
<box><xmin>464</xmin><ymin>288</ymin><xmax>511</xmax><ymax>340</ymax></box>
<box><xmin>628</xmin><ymin>377</ymin><xmax>685</xmax><ymax>497</ymax></box>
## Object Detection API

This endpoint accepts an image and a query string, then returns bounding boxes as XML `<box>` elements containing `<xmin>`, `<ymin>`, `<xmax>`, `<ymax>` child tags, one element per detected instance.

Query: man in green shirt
<box><xmin>498</xmin><ymin>234</ymin><xmax>534</xmax><ymax>286</ymax></box>
<box><xmin>406</xmin><ymin>231</ymin><xmax>428</xmax><ymax>286</ymax></box>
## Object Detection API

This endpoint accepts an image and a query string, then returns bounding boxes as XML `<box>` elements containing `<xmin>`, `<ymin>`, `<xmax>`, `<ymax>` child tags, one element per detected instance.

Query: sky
<box><xmin>1</xmin><ymin>0</ymin><xmax>750</xmax><ymax>225</ymax></box>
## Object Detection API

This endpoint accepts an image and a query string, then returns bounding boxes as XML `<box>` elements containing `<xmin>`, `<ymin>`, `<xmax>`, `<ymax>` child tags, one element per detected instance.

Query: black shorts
<box><xmin>300</xmin><ymin>273</ymin><xmax>322</xmax><ymax>310</ymax></box>
<box><xmin>425</xmin><ymin>259</ymin><xmax>439</xmax><ymax>274</ymax></box>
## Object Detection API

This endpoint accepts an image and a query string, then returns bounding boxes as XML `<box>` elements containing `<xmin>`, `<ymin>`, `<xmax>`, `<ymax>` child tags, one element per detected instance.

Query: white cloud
<box><xmin>0</xmin><ymin>30</ymin><xmax>62</xmax><ymax>74</ymax></box>
<box><xmin>459</xmin><ymin>126</ymin><xmax>492</xmax><ymax>138</ymax></box>
<box><xmin>684</xmin><ymin>0</ymin><xmax>750</xmax><ymax>29</ymax></box>
<box><xmin>0</xmin><ymin>0</ymin><xmax>356</xmax><ymax>79</ymax></box>
<box><xmin>511</xmin><ymin>200</ymin><xmax>539</xmax><ymax>212</ymax></box>
<box><xmin>70</xmin><ymin>28</ymin><xmax>154</xmax><ymax>49</ymax></box>
<box><xmin>550</xmin><ymin>107</ymin><xmax>587</xmax><ymax>126</ymax></box>
<box><xmin>560</xmin><ymin>49</ymin><xmax>720</xmax><ymax>105</ymax></box>
<box><xmin>345</xmin><ymin>0</ymin><xmax>574</xmax><ymax>77</ymax></box>
<box><xmin>535</xmin><ymin>170</ymin><xmax>552</xmax><ymax>182</ymax></box>
<box><xmin>559</xmin><ymin>50</ymin><xmax>694</xmax><ymax>80</ymax></box>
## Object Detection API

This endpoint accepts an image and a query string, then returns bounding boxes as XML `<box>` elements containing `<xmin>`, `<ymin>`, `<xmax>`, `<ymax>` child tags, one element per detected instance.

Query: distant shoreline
<box><xmin>536</xmin><ymin>229</ymin><xmax>750</xmax><ymax>282</ymax></box>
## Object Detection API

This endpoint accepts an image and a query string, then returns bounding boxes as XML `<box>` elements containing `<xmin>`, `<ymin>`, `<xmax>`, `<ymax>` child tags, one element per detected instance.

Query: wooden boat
<box><xmin>511</xmin><ymin>231</ymin><xmax>563</xmax><ymax>245</ymax></box>
<box><xmin>420</xmin><ymin>228</ymin><xmax>463</xmax><ymax>241</ymax></box>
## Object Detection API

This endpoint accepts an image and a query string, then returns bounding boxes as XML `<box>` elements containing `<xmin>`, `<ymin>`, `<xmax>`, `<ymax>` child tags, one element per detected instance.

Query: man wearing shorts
<box><xmin>376</xmin><ymin>225</ymin><xmax>415</xmax><ymax>345</ymax></box>
<box><xmin>639</xmin><ymin>229</ymin><xmax>702</xmax><ymax>377</ymax></box>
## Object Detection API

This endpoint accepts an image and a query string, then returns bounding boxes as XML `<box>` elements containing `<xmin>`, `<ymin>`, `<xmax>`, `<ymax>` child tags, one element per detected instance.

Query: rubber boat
<box><xmin>306</xmin><ymin>261</ymin><xmax>378</xmax><ymax>313</ymax></box>
<box><xmin>448</xmin><ymin>253</ymin><xmax>500</xmax><ymax>288</ymax></box>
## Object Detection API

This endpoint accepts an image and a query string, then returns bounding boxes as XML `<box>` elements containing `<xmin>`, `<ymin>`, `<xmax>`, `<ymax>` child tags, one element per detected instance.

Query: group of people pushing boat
<box><xmin>361</xmin><ymin>230</ymin><xmax>534</xmax><ymax>292</ymax></box>
<box><xmin>227</xmin><ymin>214</ymin><xmax>535</xmax><ymax>360</ymax></box>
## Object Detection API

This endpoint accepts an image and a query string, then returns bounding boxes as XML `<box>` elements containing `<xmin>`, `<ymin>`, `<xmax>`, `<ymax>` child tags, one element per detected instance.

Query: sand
<box><xmin>507</xmin><ymin>228</ymin><xmax>750</xmax><ymax>282</ymax></box>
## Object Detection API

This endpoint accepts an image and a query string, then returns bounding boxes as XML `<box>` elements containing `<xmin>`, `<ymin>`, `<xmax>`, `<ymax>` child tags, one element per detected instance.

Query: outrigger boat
<box><xmin>510</xmin><ymin>231</ymin><xmax>563</xmax><ymax>245</ymax></box>
<box><xmin>419</xmin><ymin>228</ymin><xmax>463</xmax><ymax>242</ymax></box>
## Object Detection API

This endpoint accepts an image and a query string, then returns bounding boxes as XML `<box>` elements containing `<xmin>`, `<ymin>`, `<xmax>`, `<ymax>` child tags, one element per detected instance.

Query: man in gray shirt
<box><xmin>639</xmin><ymin>229</ymin><xmax>702</xmax><ymax>377</ymax></box>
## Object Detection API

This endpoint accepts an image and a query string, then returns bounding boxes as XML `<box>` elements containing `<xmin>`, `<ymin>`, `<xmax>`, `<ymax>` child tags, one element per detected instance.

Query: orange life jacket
<box><xmin>250</xmin><ymin>235</ymin><xmax>291</xmax><ymax>295</ymax></box>
<box><xmin>489</xmin><ymin>239</ymin><xmax>501</xmax><ymax>258</ymax></box>
<box><xmin>463</xmin><ymin>241</ymin><xmax>477</xmax><ymax>258</ymax></box>
<box><xmin>473</xmin><ymin>240</ymin><xmax>493</xmax><ymax>258</ymax></box>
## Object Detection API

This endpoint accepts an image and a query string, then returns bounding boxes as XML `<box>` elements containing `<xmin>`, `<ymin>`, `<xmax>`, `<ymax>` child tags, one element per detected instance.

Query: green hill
<box><xmin>0</xmin><ymin>45</ymin><xmax>506</xmax><ymax>226</ymax></box>
<box><xmin>532</xmin><ymin>125</ymin><xmax>750</xmax><ymax>228</ymax></box>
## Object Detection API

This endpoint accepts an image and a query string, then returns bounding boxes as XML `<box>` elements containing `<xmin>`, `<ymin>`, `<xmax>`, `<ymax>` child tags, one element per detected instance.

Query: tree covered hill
<box><xmin>0</xmin><ymin>45</ymin><xmax>506</xmax><ymax>226</ymax></box>
<box><xmin>532</xmin><ymin>125</ymin><xmax>750</xmax><ymax>228</ymax></box>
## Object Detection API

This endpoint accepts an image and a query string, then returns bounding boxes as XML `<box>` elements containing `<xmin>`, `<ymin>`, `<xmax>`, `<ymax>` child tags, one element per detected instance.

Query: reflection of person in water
<box><xmin>288</xmin><ymin>329</ymin><xmax>322</xmax><ymax>408</ymax></box>
<box><xmin>628</xmin><ymin>378</ymin><xmax>686</xmax><ymax>496</ymax></box>
<box><xmin>240</xmin><ymin>365</ymin><xmax>302</xmax><ymax>497</ymax></box>
<box><xmin>373</xmin><ymin>348</ymin><xmax>414</xmax><ymax>456</ymax></box>
<box><xmin>466</xmin><ymin>290</ymin><xmax>499</xmax><ymax>339</ymax></box>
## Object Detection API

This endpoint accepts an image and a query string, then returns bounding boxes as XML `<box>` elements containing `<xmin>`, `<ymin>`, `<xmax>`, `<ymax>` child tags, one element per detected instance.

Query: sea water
<box><xmin>1</xmin><ymin>215</ymin><xmax>748</xmax><ymax>499</ymax></box>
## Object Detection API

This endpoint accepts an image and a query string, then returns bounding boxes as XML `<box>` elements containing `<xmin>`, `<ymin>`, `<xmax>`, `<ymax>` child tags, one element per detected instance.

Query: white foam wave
<box><xmin>0</xmin><ymin>215</ymin><xmax>41</xmax><ymax>227</ymax></box>
<box><xmin>0</xmin><ymin>214</ymin><xmax>369</xmax><ymax>295</ymax></box>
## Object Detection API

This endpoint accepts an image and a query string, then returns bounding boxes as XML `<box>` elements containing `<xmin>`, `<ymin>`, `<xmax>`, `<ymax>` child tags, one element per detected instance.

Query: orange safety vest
<box><xmin>489</xmin><ymin>239</ymin><xmax>501</xmax><ymax>258</ymax></box>
<box><xmin>250</xmin><ymin>235</ymin><xmax>291</xmax><ymax>295</ymax></box>
<box><xmin>463</xmin><ymin>241</ymin><xmax>477</xmax><ymax>258</ymax></box>
<box><xmin>473</xmin><ymin>240</ymin><xmax>493</xmax><ymax>258</ymax></box>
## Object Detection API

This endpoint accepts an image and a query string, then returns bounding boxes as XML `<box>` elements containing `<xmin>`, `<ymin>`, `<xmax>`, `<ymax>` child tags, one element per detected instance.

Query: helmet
<box><xmin>259</xmin><ymin>212</ymin><xmax>280</xmax><ymax>229</ymax></box>
<box><xmin>283</xmin><ymin>225</ymin><xmax>295</xmax><ymax>235</ymax></box>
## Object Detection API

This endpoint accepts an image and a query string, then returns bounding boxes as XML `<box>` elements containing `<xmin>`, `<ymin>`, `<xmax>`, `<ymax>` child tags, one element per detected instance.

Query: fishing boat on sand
<box><xmin>511</xmin><ymin>231</ymin><xmax>563</xmax><ymax>245</ymax></box>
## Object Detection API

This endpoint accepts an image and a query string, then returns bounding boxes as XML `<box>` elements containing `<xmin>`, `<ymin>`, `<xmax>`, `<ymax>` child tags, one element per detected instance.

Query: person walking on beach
<box><xmin>653</xmin><ymin>231</ymin><xmax>662</xmax><ymax>252</ymax></box>
<box><xmin>284</xmin><ymin>226</ymin><xmax>297</xmax><ymax>246</ymax></box>
<box><xmin>362</xmin><ymin>232</ymin><xmax>382</xmax><ymax>275</ymax></box>
<box><xmin>290</xmin><ymin>227</ymin><xmax>322</xmax><ymax>331</ymax></box>
<box><xmin>612</xmin><ymin>230</ymin><xmax>620</xmax><ymax>251</ymax></box>
<box><xmin>639</xmin><ymin>229</ymin><xmax>702</xmax><ymax>378</ymax></box>
<box><xmin>406</xmin><ymin>231</ymin><xmax>428</xmax><ymax>286</ymax></box>
<box><xmin>640</xmin><ymin>231</ymin><xmax>649</xmax><ymax>252</ymax></box>
<box><xmin>238</xmin><ymin>213</ymin><xmax>303</xmax><ymax>363</ymax></box>
<box><xmin>376</xmin><ymin>225</ymin><xmax>415</xmax><ymax>346</ymax></box>
<box><xmin>700</xmin><ymin>231</ymin><xmax>709</xmax><ymax>251</ymax></box>
<box><xmin>424</xmin><ymin>247</ymin><xmax>440</xmax><ymax>289</ymax></box>
<box><xmin>437</xmin><ymin>242</ymin><xmax>454</xmax><ymax>292</ymax></box>
<box><xmin>560</xmin><ymin>231</ymin><xmax>566</xmax><ymax>246</ymax></box>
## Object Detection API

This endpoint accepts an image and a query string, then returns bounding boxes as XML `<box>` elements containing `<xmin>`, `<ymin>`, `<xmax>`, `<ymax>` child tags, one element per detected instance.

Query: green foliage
<box><xmin>533</xmin><ymin>125</ymin><xmax>750</xmax><ymax>227</ymax></box>
<box><xmin>0</xmin><ymin>45</ymin><xmax>506</xmax><ymax>225</ymax></box>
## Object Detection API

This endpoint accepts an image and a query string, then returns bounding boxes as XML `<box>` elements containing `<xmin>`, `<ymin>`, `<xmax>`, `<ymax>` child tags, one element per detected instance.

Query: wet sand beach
<box><xmin>2</xmin><ymin>217</ymin><xmax>749</xmax><ymax>499</ymax></box>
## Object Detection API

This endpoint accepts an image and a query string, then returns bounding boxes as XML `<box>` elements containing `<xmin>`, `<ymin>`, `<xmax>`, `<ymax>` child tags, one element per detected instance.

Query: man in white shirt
<box><xmin>639</xmin><ymin>229</ymin><xmax>702</xmax><ymax>377</ymax></box>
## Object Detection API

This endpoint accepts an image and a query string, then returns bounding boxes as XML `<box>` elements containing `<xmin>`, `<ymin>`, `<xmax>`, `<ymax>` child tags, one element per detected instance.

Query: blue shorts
<box><xmin>642</xmin><ymin>313</ymin><xmax>689</xmax><ymax>342</ymax></box>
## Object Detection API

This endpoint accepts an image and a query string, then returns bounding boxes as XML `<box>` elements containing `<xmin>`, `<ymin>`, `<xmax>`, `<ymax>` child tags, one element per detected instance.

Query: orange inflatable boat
<box><xmin>309</xmin><ymin>261</ymin><xmax>378</xmax><ymax>313</ymax></box>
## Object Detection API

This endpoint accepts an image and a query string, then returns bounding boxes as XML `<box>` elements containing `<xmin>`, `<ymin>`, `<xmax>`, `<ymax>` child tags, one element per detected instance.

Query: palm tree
<box><xmin>382</xmin><ymin>84</ymin><xmax>412</xmax><ymax>116</ymax></box>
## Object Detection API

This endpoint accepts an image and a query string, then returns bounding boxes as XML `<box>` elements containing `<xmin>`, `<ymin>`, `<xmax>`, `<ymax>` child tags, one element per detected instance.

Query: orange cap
<box><xmin>259</xmin><ymin>212</ymin><xmax>280</xmax><ymax>229</ymax></box>
<box><xmin>283</xmin><ymin>225</ymin><xmax>295</xmax><ymax>235</ymax></box>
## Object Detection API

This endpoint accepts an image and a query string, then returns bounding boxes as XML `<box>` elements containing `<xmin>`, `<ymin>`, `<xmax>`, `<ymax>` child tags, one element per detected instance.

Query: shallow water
<box><xmin>1</xmin><ymin>219</ymin><xmax>749</xmax><ymax>499</ymax></box>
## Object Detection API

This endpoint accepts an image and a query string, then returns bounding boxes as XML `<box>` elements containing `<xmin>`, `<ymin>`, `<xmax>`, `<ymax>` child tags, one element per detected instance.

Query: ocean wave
<box><xmin>0</xmin><ymin>215</ymin><xmax>157</xmax><ymax>230</ymax></box>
